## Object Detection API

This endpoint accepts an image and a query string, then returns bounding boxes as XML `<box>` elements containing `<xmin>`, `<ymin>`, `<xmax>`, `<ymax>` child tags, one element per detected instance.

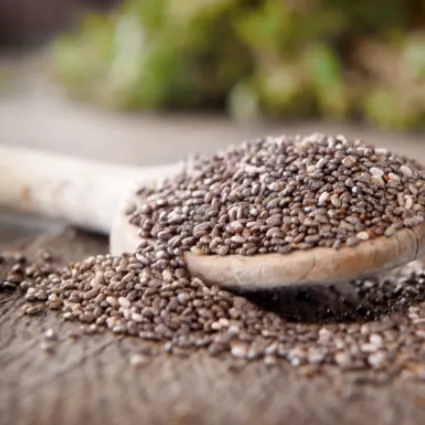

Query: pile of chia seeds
<box><xmin>130</xmin><ymin>132</ymin><xmax>425</xmax><ymax>260</ymax></box>
<box><xmin>3</xmin><ymin>133</ymin><xmax>425</xmax><ymax>384</ymax></box>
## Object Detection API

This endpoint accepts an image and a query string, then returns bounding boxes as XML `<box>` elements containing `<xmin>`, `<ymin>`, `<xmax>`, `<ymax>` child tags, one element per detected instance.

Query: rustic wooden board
<box><xmin>2</xmin><ymin>226</ymin><xmax>425</xmax><ymax>425</ymax></box>
<box><xmin>2</xmin><ymin>99</ymin><xmax>425</xmax><ymax>424</ymax></box>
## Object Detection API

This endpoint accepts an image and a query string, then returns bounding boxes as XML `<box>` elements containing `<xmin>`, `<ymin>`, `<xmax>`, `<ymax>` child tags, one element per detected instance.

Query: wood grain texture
<box><xmin>2</xmin><ymin>75</ymin><xmax>425</xmax><ymax>425</ymax></box>
<box><xmin>2</xmin><ymin>227</ymin><xmax>425</xmax><ymax>425</ymax></box>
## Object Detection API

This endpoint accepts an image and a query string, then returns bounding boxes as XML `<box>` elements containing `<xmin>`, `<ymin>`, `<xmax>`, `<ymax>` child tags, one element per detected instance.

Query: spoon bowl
<box><xmin>2</xmin><ymin>144</ymin><xmax>425</xmax><ymax>291</ymax></box>
<box><xmin>111</xmin><ymin>191</ymin><xmax>425</xmax><ymax>290</ymax></box>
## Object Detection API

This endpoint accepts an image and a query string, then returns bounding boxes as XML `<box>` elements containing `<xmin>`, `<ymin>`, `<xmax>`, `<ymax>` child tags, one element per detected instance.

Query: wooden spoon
<box><xmin>1</xmin><ymin>144</ymin><xmax>425</xmax><ymax>290</ymax></box>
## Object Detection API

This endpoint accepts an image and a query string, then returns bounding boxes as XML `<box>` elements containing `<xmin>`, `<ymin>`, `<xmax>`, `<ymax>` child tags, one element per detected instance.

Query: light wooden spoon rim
<box><xmin>111</xmin><ymin>195</ymin><xmax>425</xmax><ymax>289</ymax></box>
<box><xmin>184</xmin><ymin>223</ymin><xmax>425</xmax><ymax>289</ymax></box>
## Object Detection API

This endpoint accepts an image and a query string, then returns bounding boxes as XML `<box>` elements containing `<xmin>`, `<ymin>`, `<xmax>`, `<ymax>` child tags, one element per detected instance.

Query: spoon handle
<box><xmin>0</xmin><ymin>145</ymin><xmax>179</xmax><ymax>234</ymax></box>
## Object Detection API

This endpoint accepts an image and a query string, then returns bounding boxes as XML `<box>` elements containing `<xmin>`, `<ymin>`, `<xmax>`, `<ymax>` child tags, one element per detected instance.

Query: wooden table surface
<box><xmin>2</xmin><ymin>88</ymin><xmax>425</xmax><ymax>424</ymax></box>
<box><xmin>2</xmin><ymin>226</ymin><xmax>425</xmax><ymax>425</ymax></box>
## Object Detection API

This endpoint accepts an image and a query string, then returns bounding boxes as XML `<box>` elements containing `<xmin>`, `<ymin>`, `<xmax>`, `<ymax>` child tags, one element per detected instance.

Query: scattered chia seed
<box><xmin>4</xmin><ymin>229</ymin><xmax>425</xmax><ymax>385</ymax></box>
<box><xmin>39</xmin><ymin>341</ymin><xmax>56</xmax><ymax>354</ymax></box>
<box><xmin>3</xmin><ymin>133</ymin><xmax>425</xmax><ymax>386</ymax></box>
<box><xmin>45</xmin><ymin>328</ymin><xmax>57</xmax><ymax>340</ymax></box>
<box><xmin>129</xmin><ymin>353</ymin><xmax>151</xmax><ymax>368</ymax></box>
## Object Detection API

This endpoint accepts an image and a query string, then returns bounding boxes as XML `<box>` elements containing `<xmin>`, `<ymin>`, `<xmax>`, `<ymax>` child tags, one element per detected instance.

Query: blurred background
<box><xmin>1</xmin><ymin>0</ymin><xmax>425</xmax><ymax>165</ymax></box>
<box><xmin>2</xmin><ymin>0</ymin><xmax>425</xmax><ymax>242</ymax></box>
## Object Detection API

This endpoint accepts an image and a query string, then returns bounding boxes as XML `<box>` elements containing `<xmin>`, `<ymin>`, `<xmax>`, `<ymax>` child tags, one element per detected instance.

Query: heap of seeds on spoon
<box><xmin>129</xmin><ymin>132</ymin><xmax>425</xmax><ymax>267</ymax></box>
<box><xmin>4</xmin><ymin>132</ymin><xmax>425</xmax><ymax>383</ymax></box>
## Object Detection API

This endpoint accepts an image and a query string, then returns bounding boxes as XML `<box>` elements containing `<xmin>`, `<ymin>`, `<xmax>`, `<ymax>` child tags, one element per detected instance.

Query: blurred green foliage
<box><xmin>52</xmin><ymin>0</ymin><xmax>425</xmax><ymax>130</ymax></box>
